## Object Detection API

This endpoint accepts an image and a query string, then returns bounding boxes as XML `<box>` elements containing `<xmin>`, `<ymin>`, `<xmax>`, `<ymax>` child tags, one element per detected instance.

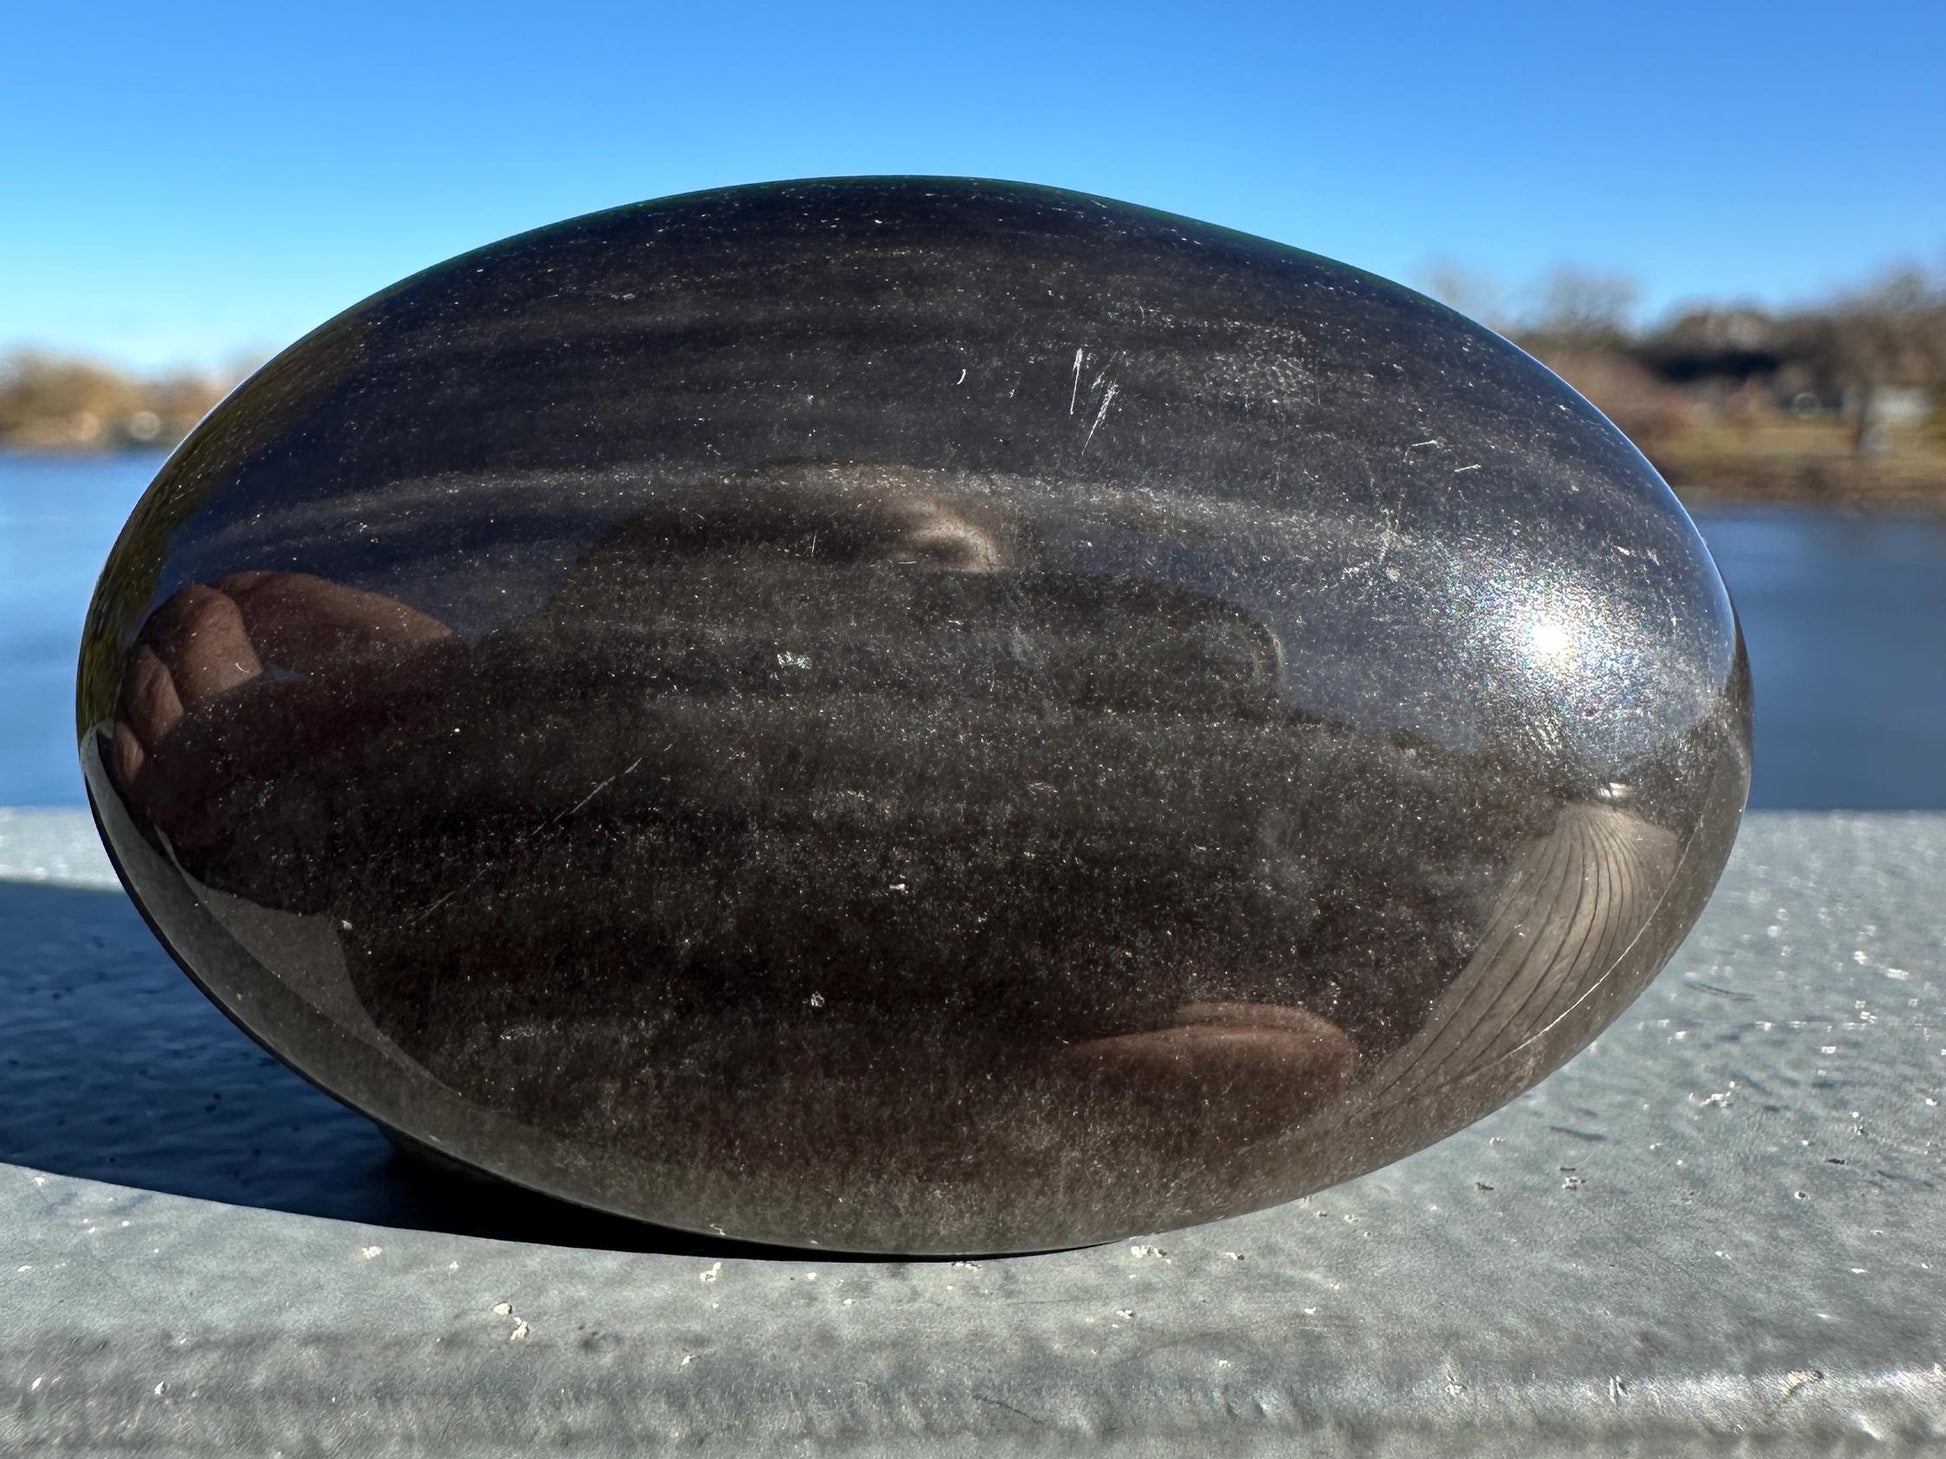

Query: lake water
<box><xmin>3</xmin><ymin>452</ymin><xmax>1941</xmax><ymax>809</ymax></box>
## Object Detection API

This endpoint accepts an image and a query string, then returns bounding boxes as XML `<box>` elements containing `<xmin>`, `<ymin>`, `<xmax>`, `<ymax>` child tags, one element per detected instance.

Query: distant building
<box><xmin>1639</xmin><ymin>309</ymin><xmax>1785</xmax><ymax>387</ymax></box>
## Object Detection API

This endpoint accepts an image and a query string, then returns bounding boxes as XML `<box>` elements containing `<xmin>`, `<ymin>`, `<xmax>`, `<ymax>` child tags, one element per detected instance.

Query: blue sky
<box><xmin>5</xmin><ymin>0</ymin><xmax>1942</xmax><ymax>372</ymax></box>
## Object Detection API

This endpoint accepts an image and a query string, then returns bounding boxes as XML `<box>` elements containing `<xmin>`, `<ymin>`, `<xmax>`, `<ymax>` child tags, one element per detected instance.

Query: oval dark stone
<box><xmin>78</xmin><ymin>178</ymin><xmax>1750</xmax><ymax>1254</ymax></box>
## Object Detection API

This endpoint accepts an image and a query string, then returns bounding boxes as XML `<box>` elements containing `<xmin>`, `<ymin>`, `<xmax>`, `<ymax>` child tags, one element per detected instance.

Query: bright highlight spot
<box><xmin>1525</xmin><ymin>616</ymin><xmax>1576</xmax><ymax>665</ymax></box>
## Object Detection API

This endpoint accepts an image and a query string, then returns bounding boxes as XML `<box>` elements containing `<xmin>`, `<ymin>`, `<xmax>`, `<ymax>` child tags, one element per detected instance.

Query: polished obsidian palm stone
<box><xmin>79</xmin><ymin>178</ymin><xmax>1750</xmax><ymax>1254</ymax></box>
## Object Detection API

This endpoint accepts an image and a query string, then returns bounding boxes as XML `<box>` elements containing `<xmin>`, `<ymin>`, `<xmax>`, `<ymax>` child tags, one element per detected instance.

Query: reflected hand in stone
<box><xmin>112</xmin><ymin>572</ymin><xmax>455</xmax><ymax>853</ymax></box>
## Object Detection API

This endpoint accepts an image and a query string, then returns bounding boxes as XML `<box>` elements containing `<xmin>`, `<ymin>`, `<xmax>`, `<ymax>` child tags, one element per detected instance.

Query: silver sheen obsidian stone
<box><xmin>79</xmin><ymin>178</ymin><xmax>1750</xmax><ymax>1254</ymax></box>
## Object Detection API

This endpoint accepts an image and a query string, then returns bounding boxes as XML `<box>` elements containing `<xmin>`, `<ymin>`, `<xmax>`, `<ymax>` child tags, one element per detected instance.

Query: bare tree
<box><xmin>1522</xmin><ymin>266</ymin><xmax>1641</xmax><ymax>351</ymax></box>
<box><xmin>0</xmin><ymin>351</ymin><xmax>232</xmax><ymax>451</ymax></box>
<box><xmin>1416</xmin><ymin>260</ymin><xmax>1514</xmax><ymax>333</ymax></box>
<box><xmin>1805</xmin><ymin>265</ymin><xmax>1946</xmax><ymax>453</ymax></box>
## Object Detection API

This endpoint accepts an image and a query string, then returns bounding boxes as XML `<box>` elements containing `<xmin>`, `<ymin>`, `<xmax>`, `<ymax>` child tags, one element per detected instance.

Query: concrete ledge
<box><xmin>2</xmin><ymin>811</ymin><xmax>1941</xmax><ymax>1455</ymax></box>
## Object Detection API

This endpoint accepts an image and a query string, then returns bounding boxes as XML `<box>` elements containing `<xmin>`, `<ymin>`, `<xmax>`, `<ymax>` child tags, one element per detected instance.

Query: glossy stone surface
<box><xmin>78</xmin><ymin>178</ymin><xmax>1750</xmax><ymax>1254</ymax></box>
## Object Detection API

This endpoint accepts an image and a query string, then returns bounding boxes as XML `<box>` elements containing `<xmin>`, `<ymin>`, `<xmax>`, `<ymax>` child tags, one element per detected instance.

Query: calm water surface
<box><xmin>2</xmin><ymin>452</ymin><xmax>1941</xmax><ymax>808</ymax></box>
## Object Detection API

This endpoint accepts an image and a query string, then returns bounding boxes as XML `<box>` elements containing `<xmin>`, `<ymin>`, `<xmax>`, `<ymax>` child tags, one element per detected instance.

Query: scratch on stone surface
<box><xmin>408</xmin><ymin>756</ymin><xmax>646</xmax><ymax>926</ymax></box>
<box><xmin>1084</xmin><ymin>384</ymin><xmax>1119</xmax><ymax>451</ymax></box>
<box><xmin>560</xmin><ymin>756</ymin><xmax>645</xmax><ymax>822</ymax></box>
<box><xmin>1453</xmin><ymin>463</ymin><xmax>1482</xmax><ymax>474</ymax></box>
<box><xmin>1070</xmin><ymin>349</ymin><xmax>1085</xmax><ymax>415</ymax></box>
<box><xmin>407</xmin><ymin>885</ymin><xmax>463</xmax><ymax>928</ymax></box>
<box><xmin>1375</xmin><ymin>482</ymin><xmax>1405</xmax><ymax>566</ymax></box>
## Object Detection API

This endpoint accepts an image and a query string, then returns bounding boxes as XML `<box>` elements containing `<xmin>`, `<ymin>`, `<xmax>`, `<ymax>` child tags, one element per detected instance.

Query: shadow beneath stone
<box><xmin>0</xmin><ymin>880</ymin><xmax>876</xmax><ymax>1260</ymax></box>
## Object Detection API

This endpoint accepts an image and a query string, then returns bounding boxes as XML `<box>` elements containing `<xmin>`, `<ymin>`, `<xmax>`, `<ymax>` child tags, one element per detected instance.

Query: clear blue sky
<box><xmin>5</xmin><ymin>0</ymin><xmax>1942</xmax><ymax>372</ymax></box>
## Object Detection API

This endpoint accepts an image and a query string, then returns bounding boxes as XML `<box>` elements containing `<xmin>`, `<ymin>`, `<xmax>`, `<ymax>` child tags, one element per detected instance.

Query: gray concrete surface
<box><xmin>1</xmin><ymin>809</ymin><xmax>1940</xmax><ymax>1455</ymax></box>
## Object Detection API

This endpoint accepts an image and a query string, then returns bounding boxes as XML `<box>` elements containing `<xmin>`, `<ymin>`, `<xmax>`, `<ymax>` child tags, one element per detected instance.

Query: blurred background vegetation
<box><xmin>1421</xmin><ymin>259</ymin><xmax>1946</xmax><ymax>511</ymax></box>
<box><xmin>0</xmin><ymin>353</ymin><xmax>242</xmax><ymax>454</ymax></box>
<box><xmin>6</xmin><ymin>260</ymin><xmax>1941</xmax><ymax>511</ymax></box>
